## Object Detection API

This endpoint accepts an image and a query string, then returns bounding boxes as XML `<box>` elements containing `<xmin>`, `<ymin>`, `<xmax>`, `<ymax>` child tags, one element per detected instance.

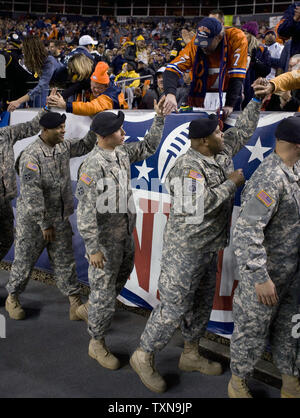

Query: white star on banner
<box><xmin>135</xmin><ymin>160</ymin><xmax>154</xmax><ymax>182</ymax></box>
<box><xmin>137</xmin><ymin>130</ymin><xmax>149</xmax><ymax>141</ymax></box>
<box><xmin>245</xmin><ymin>137</ymin><xmax>272</xmax><ymax>163</ymax></box>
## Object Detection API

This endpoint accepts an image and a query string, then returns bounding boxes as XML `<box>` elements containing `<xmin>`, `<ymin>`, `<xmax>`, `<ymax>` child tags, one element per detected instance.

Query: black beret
<box><xmin>275</xmin><ymin>116</ymin><xmax>300</xmax><ymax>144</ymax></box>
<box><xmin>188</xmin><ymin>114</ymin><xmax>219</xmax><ymax>139</ymax></box>
<box><xmin>39</xmin><ymin>112</ymin><xmax>66</xmax><ymax>129</ymax></box>
<box><xmin>91</xmin><ymin>111</ymin><xmax>125</xmax><ymax>137</ymax></box>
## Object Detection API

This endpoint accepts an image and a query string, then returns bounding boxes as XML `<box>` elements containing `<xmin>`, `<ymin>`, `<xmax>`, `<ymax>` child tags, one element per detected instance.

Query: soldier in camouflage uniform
<box><xmin>130</xmin><ymin>97</ymin><xmax>265</xmax><ymax>394</ymax></box>
<box><xmin>0</xmin><ymin>109</ymin><xmax>46</xmax><ymax>262</ymax></box>
<box><xmin>228</xmin><ymin>116</ymin><xmax>300</xmax><ymax>398</ymax></box>
<box><xmin>5</xmin><ymin>112</ymin><xmax>97</xmax><ymax>321</ymax></box>
<box><xmin>75</xmin><ymin>98</ymin><xmax>165</xmax><ymax>371</ymax></box>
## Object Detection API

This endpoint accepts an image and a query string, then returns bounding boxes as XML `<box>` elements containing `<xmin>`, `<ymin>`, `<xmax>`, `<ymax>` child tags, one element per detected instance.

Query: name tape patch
<box><xmin>188</xmin><ymin>170</ymin><xmax>204</xmax><ymax>182</ymax></box>
<box><xmin>80</xmin><ymin>173</ymin><xmax>93</xmax><ymax>186</ymax></box>
<box><xmin>26</xmin><ymin>162</ymin><xmax>38</xmax><ymax>172</ymax></box>
<box><xmin>256</xmin><ymin>189</ymin><xmax>274</xmax><ymax>207</ymax></box>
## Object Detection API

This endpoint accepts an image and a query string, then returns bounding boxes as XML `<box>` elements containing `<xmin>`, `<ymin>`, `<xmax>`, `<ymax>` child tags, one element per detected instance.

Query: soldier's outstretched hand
<box><xmin>154</xmin><ymin>96</ymin><xmax>166</xmax><ymax>117</ymax></box>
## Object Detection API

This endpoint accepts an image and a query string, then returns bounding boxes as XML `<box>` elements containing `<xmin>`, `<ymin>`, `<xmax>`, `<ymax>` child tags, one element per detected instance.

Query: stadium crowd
<box><xmin>0</xmin><ymin>2</ymin><xmax>299</xmax><ymax>115</ymax></box>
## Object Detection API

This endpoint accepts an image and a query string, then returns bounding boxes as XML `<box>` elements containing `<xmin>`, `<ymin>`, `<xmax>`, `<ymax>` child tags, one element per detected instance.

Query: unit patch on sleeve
<box><xmin>256</xmin><ymin>190</ymin><xmax>274</xmax><ymax>207</ymax></box>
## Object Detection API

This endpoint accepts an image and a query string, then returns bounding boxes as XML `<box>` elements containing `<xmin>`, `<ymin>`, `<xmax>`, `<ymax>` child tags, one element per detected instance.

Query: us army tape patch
<box><xmin>26</xmin><ymin>162</ymin><xmax>38</xmax><ymax>172</ymax></box>
<box><xmin>256</xmin><ymin>190</ymin><xmax>274</xmax><ymax>207</ymax></box>
<box><xmin>188</xmin><ymin>170</ymin><xmax>203</xmax><ymax>182</ymax></box>
<box><xmin>80</xmin><ymin>173</ymin><xmax>93</xmax><ymax>186</ymax></box>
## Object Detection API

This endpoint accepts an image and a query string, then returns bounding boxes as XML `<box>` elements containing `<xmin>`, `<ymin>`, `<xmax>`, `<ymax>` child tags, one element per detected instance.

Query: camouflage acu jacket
<box><xmin>0</xmin><ymin>110</ymin><xmax>45</xmax><ymax>201</ymax></box>
<box><xmin>76</xmin><ymin>115</ymin><xmax>165</xmax><ymax>255</ymax></box>
<box><xmin>16</xmin><ymin>130</ymin><xmax>97</xmax><ymax>230</ymax></box>
<box><xmin>164</xmin><ymin>99</ymin><xmax>262</xmax><ymax>252</ymax></box>
<box><xmin>233</xmin><ymin>152</ymin><xmax>300</xmax><ymax>285</ymax></box>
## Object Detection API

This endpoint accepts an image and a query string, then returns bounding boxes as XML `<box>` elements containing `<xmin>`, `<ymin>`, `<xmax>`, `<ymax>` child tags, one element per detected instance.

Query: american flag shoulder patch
<box><xmin>188</xmin><ymin>170</ymin><xmax>204</xmax><ymax>182</ymax></box>
<box><xmin>26</xmin><ymin>162</ymin><xmax>38</xmax><ymax>172</ymax></box>
<box><xmin>256</xmin><ymin>189</ymin><xmax>274</xmax><ymax>207</ymax></box>
<box><xmin>80</xmin><ymin>173</ymin><xmax>93</xmax><ymax>186</ymax></box>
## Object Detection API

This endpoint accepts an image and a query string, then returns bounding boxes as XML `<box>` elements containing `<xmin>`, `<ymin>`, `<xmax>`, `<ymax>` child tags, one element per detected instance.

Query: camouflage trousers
<box><xmin>230</xmin><ymin>269</ymin><xmax>300</xmax><ymax>378</ymax></box>
<box><xmin>6</xmin><ymin>217</ymin><xmax>80</xmax><ymax>297</ymax></box>
<box><xmin>0</xmin><ymin>198</ymin><xmax>14</xmax><ymax>262</ymax></box>
<box><xmin>87</xmin><ymin>234</ymin><xmax>135</xmax><ymax>340</ymax></box>
<box><xmin>140</xmin><ymin>247</ymin><xmax>218</xmax><ymax>353</ymax></box>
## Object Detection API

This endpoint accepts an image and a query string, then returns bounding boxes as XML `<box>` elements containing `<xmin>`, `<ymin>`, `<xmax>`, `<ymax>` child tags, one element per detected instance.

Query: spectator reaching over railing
<box><xmin>162</xmin><ymin>17</ymin><xmax>248</xmax><ymax>120</ymax></box>
<box><xmin>47</xmin><ymin>61</ymin><xmax>128</xmax><ymax>116</ymax></box>
<box><xmin>7</xmin><ymin>35</ymin><xmax>64</xmax><ymax>110</ymax></box>
<box><xmin>262</xmin><ymin>54</ymin><xmax>300</xmax><ymax>111</ymax></box>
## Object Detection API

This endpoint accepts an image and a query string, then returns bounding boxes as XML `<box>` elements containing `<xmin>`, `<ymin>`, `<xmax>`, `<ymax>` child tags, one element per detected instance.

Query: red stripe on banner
<box><xmin>213</xmin><ymin>250</ymin><xmax>238</xmax><ymax>311</ymax></box>
<box><xmin>132</xmin><ymin>199</ymin><xmax>155</xmax><ymax>292</ymax></box>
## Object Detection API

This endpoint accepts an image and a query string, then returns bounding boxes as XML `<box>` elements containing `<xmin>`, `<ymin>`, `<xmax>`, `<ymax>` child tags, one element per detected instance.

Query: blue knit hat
<box><xmin>194</xmin><ymin>17</ymin><xmax>223</xmax><ymax>48</ymax></box>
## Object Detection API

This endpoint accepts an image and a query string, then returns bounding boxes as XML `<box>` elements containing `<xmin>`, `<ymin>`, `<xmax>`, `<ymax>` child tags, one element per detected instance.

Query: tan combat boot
<box><xmin>228</xmin><ymin>374</ymin><xmax>253</xmax><ymax>398</ymax></box>
<box><xmin>178</xmin><ymin>340</ymin><xmax>222</xmax><ymax>375</ymax></box>
<box><xmin>75</xmin><ymin>302</ymin><xmax>88</xmax><ymax>323</ymax></box>
<box><xmin>5</xmin><ymin>294</ymin><xmax>25</xmax><ymax>320</ymax></box>
<box><xmin>69</xmin><ymin>294</ymin><xmax>83</xmax><ymax>320</ymax></box>
<box><xmin>88</xmin><ymin>338</ymin><xmax>120</xmax><ymax>370</ymax></box>
<box><xmin>281</xmin><ymin>374</ymin><xmax>300</xmax><ymax>398</ymax></box>
<box><xmin>130</xmin><ymin>347</ymin><xmax>167</xmax><ymax>393</ymax></box>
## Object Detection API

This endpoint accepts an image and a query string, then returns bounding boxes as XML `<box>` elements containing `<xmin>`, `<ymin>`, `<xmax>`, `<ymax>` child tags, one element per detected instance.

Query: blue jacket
<box><xmin>28</xmin><ymin>55</ymin><xmax>64</xmax><ymax>106</ymax></box>
<box><xmin>278</xmin><ymin>3</ymin><xmax>300</xmax><ymax>57</ymax></box>
<box><xmin>242</xmin><ymin>45</ymin><xmax>271</xmax><ymax>108</ymax></box>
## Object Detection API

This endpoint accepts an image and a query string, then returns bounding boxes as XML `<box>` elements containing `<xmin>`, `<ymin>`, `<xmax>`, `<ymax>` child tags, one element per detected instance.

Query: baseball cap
<box><xmin>194</xmin><ymin>17</ymin><xmax>222</xmax><ymax>48</ymax></box>
<box><xmin>79</xmin><ymin>35</ymin><xmax>98</xmax><ymax>46</ymax></box>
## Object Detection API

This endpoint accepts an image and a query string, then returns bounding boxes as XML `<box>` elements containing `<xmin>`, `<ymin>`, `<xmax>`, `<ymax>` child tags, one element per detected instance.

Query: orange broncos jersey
<box><xmin>166</xmin><ymin>27</ymin><xmax>248</xmax><ymax>92</ymax></box>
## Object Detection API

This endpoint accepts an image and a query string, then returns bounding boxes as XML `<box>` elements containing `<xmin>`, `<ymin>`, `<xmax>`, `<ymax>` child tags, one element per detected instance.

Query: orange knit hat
<box><xmin>90</xmin><ymin>61</ymin><xmax>109</xmax><ymax>84</ymax></box>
